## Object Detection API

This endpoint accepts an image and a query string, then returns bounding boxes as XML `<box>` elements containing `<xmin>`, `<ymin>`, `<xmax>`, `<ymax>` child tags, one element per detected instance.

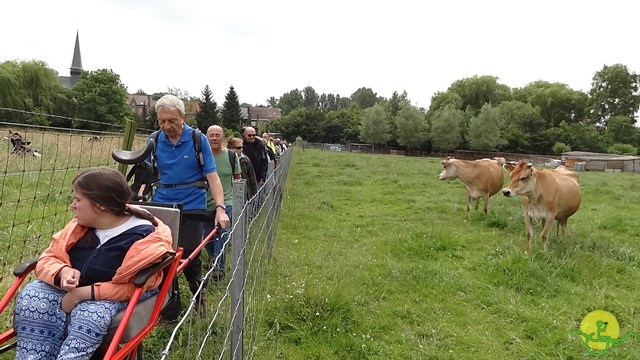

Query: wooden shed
<box><xmin>561</xmin><ymin>151</ymin><xmax>640</xmax><ymax>173</ymax></box>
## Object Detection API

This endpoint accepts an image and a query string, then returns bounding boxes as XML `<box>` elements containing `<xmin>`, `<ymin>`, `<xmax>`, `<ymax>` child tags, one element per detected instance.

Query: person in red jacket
<box><xmin>13</xmin><ymin>167</ymin><xmax>173</xmax><ymax>360</ymax></box>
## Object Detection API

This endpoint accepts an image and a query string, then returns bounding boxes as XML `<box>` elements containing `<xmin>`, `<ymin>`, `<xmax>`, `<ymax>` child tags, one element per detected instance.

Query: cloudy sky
<box><xmin>2</xmin><ymin>0</ymin><xmax>638</xmax><ymax>109</ymax></box>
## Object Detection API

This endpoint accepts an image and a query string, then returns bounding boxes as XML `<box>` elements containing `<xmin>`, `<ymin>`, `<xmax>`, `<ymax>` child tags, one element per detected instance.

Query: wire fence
<box><xmin>0</xmin><ymin>107</ymin><xmax>292</xmax><ymax>359</ymax></box>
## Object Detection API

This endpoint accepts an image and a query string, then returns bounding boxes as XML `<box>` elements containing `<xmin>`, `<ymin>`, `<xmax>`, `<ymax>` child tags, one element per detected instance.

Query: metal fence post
<box><xmin>230</xmin><ymin>179</ymin><xmax>246</xmax><ymax>360</ymax></box>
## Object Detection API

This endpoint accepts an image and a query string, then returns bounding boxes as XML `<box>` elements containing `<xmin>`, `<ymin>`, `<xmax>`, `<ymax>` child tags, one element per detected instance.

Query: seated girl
<box><xmin>13</xmin><ymin>167</ymin><xmax>173</xmax><ymax>360</ymax></box>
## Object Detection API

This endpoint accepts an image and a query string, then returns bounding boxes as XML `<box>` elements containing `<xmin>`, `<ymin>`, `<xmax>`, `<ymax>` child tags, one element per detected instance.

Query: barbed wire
<box><xmin>0</xmin><ymin>107</ymin><xmax>125</xmax><ymax>130</ymax></box>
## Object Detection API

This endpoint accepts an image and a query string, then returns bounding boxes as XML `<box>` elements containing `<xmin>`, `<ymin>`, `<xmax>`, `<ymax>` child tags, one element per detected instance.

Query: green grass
<box><xmin>254</xmin><ymin>149</ymin><xmax>640</xmax><ymax>359</ymax></box>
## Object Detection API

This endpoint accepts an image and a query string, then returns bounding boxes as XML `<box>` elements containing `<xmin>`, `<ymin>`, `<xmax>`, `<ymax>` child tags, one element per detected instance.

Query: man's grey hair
<box><xmin>155</xmin><ymin>94</ymin><xmax>185</xmax><ymax>116</ymax></box>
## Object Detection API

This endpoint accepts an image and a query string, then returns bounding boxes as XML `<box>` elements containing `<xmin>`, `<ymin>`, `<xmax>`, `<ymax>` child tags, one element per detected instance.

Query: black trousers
<box><xmin>161</xmin><ymin>214</ymin><xmax>206</xmax><ymax>321</ymax></box>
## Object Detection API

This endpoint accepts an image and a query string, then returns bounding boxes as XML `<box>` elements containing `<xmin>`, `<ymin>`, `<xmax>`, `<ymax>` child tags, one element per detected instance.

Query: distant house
<box><xmin>128</xmin><ymin>94</ymin><xmax>154</xmax><ymax>119</ymax></box>
<box><xmin>562</xmin><ymin>151</ymin><xmax>640</xmax><ymax>173</ymax></box>
<box><xmin>183</xmin><ymin>100</ymin><xmax>201</xmax><ymax>116</ymax></box>
<box><xmin>248</xmin><ymin>106</ymin><xmax>282</xmax><ymax>127</ymax></box>
<box><xmin>58</xmin><ymin>31</ymin><xmax>83</xmax><ymax>88</ymax></box>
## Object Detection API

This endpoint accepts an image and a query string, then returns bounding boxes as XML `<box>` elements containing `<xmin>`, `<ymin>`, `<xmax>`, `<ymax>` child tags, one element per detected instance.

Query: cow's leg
<box><xmin>482</xmin><ymin>193</ymin><xmax>490</xmax><ymax>214</ymax></box>
<box><xmin>558</xmin><ymin>219</ymin><xmax>568</xmax><ymax>237</ymax></box>
<box><xmin>524</xmin><ymin>213</ymin><xmax>534</xmax><ymax>252</ymax></box>
<box><xmin>465</xmin><ymin>193</ymin><xmax>471</xmax><ymax>221</ymax></box>
<box><xmin>540</xmin><ymin>214</ymin><xmax>555</xmax><ymax>250</ymax></box>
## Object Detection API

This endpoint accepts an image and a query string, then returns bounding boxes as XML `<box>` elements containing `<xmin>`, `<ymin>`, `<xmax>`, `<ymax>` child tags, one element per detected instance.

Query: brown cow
<box><xmin>438</xmin><ymin>157</ymin><xmax>504</xmax><ymax>220</ymax></box>
<box><xmin>502</xmin><ymin>160</ymin><xmax>581</xmax><ymax>251</ymax></box>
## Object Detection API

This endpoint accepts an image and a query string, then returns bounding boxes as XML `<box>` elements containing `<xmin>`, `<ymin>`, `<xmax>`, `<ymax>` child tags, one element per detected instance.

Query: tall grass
<box><xmin>255</xmin><ymin>149</ymin><xmax>640</xmax><ymax>359</ymax></box>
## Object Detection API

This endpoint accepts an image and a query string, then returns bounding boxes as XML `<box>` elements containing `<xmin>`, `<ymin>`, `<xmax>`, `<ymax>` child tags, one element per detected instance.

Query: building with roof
<box><xmin>248</xmin><ymin>106</ymin><xmax>282</xmax><ymax>127</ymax></box>
<box><xmin>562</xmin><ymin>151</ymin><xmax>640</xmax><ymax>172</ymax></box>
<box><xmin>58</xmin><ymin>31</ymin><xmax>83</xmax><ymax>88</ymax></box>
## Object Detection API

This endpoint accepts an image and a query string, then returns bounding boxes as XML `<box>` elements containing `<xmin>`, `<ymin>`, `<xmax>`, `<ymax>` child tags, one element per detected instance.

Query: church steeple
<box><xmin>70</xmin><ymin>31</ymin><xmax>83</xmax><ymax>86</ymax></box>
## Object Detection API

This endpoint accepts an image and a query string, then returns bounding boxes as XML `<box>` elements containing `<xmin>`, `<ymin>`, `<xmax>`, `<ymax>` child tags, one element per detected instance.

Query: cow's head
<box><xmin>502</xmin><ymin>160</ymin><xmax>536</xmax><ymax>197</ymax></box>
<box><xmin>438</xmin><ymin>156</ymin><xmax>457</xmax><ymax>180</ymax></box>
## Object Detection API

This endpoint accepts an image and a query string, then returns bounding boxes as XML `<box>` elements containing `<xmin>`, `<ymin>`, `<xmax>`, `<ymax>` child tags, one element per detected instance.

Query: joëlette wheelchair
<box><xmin>0</xmin><ymin>140</ymin><xmax>220</xmax><ymax>360</ymax></box>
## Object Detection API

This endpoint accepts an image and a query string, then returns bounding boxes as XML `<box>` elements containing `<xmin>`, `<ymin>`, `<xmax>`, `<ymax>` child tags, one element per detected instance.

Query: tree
<box><xmin>278</xmin><ymin>89</ymin><xmax>304</xmax><ymax>115</ymax></box>
<box><xmin>430</xmin><ymin>105</ymin><xmax>463</xmax><ymax>153</ymax></box>
<box><xmin>495</xmin><ymin>100</ymin><xmax>544</xmax><ymax>153</ymax></box>
<box><xmin>588</xmin><ymin>64</ymin><xmax>640</xmax><ymax>127</ymax></box>
<box><xmin>447</xmin><ymin>75</ymin><xmax>512</xmax><ymax>115</ymax></box>
<box><xmin>135</xmin><ymin>89</ymin><xmax>147</xmax><ymax>95</ymax></box>
<box><xmin>359</xmin><ymin>103</ymin><xmax>390</xmax><ymax>145</ymax></box>
<box><xmin>351</xmin><ymin>87</ymin><xmax>378</xmax><ymax>109</ymax></box>
<box><xmin>467</xmin><ymin>104</ymin><xmax>506</xmax><ymax>151</ymax></box>
<box><xmin>0</xmin><ymin>60</ymin><xmax>68</xmax><ymax>125</ymax></box>
<box><xmin>395</xmin><ymin>104</ymin><xmax>427</xmax><ymax>151</ymax></box>
<box><xmin>166</xmin><ymin>87</ymin><xmax>190</xmax><ymax>100</ymax></box>
<box><xmin>302</xmin><ymin>86</ymin><xmax>319</xmax><ymax>109</ymax></box>
<box><xmin>606</xmin><ymin>116</ymin><xmax>638</xmax><ymax>147</ymax></box>
<box><xmin>72</xmin><ymin>69</ymin><xmax>132</xmax><ymax>130</ymax></box>
<box><xmin>266</xmin><ymin>96</ymin><xmax>278</xmax><ymax>107</ymax></box>
<box><xmin>220</xmin><ymin>86</ymin><xmax>243</xmax><ymax>131</ymax></box>
<box><xmin>195</xmin><ymin>85</ymin><xmax>218</xmax><ymax>133</ymax></box>
<box><xmin>513</xmin><ymin>81</ymin><xmax>588</xmax><ymax>127</ymax></box>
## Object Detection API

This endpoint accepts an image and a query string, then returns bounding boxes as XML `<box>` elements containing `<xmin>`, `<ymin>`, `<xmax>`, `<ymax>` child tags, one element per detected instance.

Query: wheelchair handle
<box><xmin>112</xmin><ymin>139</ymin><xmax>155</xmax><ymax>165</ymax></box>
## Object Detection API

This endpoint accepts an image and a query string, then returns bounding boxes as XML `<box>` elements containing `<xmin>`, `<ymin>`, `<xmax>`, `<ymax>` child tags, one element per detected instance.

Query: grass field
<box><xmin>254</xmin><ymin>148</ymin><xmax>640</xmax><ymax>359</ymax></box>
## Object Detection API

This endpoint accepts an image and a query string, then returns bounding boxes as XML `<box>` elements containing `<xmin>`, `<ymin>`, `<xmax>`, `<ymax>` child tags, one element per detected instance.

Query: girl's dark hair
<box><xmin>72</xmin><ymin>167</ymin><xmax>157</xmax><ymax>226</ymax></box>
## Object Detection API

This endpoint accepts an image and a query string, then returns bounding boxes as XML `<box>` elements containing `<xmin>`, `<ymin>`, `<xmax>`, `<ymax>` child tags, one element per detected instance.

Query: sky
<box><xmin>2</xmin><ymin>0</ymin><xmax>639</xmax><ymax>110</ymax></box>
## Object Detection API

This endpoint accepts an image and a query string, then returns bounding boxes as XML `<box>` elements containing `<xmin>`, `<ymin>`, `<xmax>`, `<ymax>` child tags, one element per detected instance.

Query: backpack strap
<box><xmin>227</xmin><ymin>148</ymin><xmax>237</xmax><ymax>174</ymax></box>
<box><xmin>191</xmin><ymin>127</ymin><xmax>204</xmax><ymax>168</ymax></box>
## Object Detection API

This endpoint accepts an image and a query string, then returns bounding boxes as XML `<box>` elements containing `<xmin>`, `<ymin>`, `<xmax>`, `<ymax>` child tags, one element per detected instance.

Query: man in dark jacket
<box><xmin>242</xmin><ymin>127</ymin><xmax>268</xmax><ymax>187</ymax></box>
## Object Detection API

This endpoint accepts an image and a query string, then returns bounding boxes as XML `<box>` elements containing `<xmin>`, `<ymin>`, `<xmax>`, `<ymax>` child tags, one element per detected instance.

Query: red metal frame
<box><xmin>0</xmin><ymin>225</ymin><xmax>219</xmax><ymax>359</ymax></box>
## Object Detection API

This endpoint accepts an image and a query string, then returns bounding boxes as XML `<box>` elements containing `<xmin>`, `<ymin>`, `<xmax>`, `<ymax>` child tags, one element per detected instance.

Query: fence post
<box><xmin>230</xmin><ymin>179</ymin><xmax>246</xmax><ymax>360</ymax></box>
<box><xmin>118</xmin><ymin>119</ymin><xmax>137</xmax><ymax>176</ymax></box>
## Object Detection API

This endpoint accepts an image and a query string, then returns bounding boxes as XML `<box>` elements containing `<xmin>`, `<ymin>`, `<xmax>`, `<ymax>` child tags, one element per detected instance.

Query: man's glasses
<box><xmin>246</xmin><ymin>134</ymin><xmax>256</xmax><ymax>137</ymax></box>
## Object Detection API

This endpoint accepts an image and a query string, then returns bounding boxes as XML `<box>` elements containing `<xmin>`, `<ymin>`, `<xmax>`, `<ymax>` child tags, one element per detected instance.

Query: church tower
<box><xmin>69</xmin><ymin>31</ymin><xmax>83</xmax><ymax>86</ymax></box>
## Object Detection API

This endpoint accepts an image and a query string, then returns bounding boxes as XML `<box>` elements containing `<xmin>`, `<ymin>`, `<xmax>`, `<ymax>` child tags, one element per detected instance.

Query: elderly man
<box><xmin>152</xmin><ymin>94</ymin><xmax>230</xmax><ymax>317</ymax></box>
<box><xmin>204</xmin><ymin>125</ymin><xmax>241</xmax><ymax>280</ymax></box>
<box><xmin>242</xmin><ymin>126</ymin><xmax>268</xmax><ymax>187</ymax></box>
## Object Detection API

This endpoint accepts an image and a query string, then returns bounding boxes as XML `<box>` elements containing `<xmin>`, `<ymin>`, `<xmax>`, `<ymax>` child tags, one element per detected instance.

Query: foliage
<box><xmin>359</xmin><ymin>103</ymin><xmax>390</xmax><ymax>145</ymax></box>
<box><xmin>429</xmin><ymin>105</ymin><xmax>462</xmax><ymax>152</ymax></box>
<box><xmin>195</xmin><ymin>85</ymin><xmax>219</xmax><ymax>133</ymax></box>
<box><xmin>395</xmin><ymin>104</ymin><xmax>427</xmax><ymax>149</ymax></box>
<box><xmin>467</xmin><ymin>104</ymin><xmax>507</xmax><ymax>151</ymax></box>
<box><xmin>447</xmin><ymin>75</ymin><xmax>512</xmax><ymax>115</ymax></box>
<box><xmin>351</xmin><ymin>87</ymin><xmax>378</xmax><ymax>109</ymax></box>
<box><xmin>220</xmin><ymin>86</ymin><xmax>243</xmax><ymax>131</ymax></box>
<box><xmin>302</xmin><ymin>86</ymin><xmax>319</xmax><ymax>109</ymax></box>
<box><xmin>588</xmin><ymin>64</ymin><xmax>640</xmax><ymax>127</ymax></box>
<box><xmin>608</xmin><ymin>143</ymin><xmax>638</xmax><ymax>156</ymax></box>
<box><xmin>0</xmin><ymin>60</ymin><xmax>70</xmax><ymax>125</ymax></box>
<box><xmin>552</xmin><ymin>141</ymin><xmax>571</xmax><ymax>155</ymax></box>
<box><xmin>278</xmin><ymin>89</ymin><xmax>304</xmax><ymax>115</ymax></box>
<box><xmin>513</xmin><ymin>81</ymin><xmax>588</xmax><ymax>127</ymax></box>
<box><xmin>606</xmin><ymin>116</ymin><xmax>638</xmax><ymax>147</ymax></box>
<box><xmin>71</xmin><ymin>69</ymin><xmax>132</xmax><ymax>131</ymax></box>
<box><xmin>495</xmin><ymin>100</ymin><xmax>543</xmax><ymax>153</ymax></box>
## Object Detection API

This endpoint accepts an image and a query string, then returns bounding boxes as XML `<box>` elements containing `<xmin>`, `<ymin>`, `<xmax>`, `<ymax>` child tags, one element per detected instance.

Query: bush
<box><xmin>551</xmin><ymin>141</ymin><xmax>571</xmax><ymax>155</ymax></box>
<box><xmin>608</xmin><ymin>143</ymin><xmax>638</xmax><ymax>156</ymax></box>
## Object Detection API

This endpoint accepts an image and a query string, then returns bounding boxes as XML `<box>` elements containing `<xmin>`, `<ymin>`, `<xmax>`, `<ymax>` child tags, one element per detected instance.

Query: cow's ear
<box><xmin>527</xmin><ymin>163</ymin><xmax>533</xmax><ymax>168</ymax></box>
<box><xmin>440</xmin><ymin>160</ymin><xmax>447</xmax><ymax>166</ymax></box>
<box><xmin>447</xmin><ymin>156</ymin><xmax>454</xmax><ymax>160</ymax></box>
<box><xmin>503</xmin><ymin>163</ymin><xmax>515</xmax><ymax>172</ymax></box>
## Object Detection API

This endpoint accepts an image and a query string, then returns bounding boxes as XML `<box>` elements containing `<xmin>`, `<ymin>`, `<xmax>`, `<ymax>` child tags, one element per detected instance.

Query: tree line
<box><xmin>2</xmin><ymin>59</ymin><xmax>639</xmax><ymax>155</ymax></box>
<box><xmin>263</xmin><ymin>64</ymin><xmax>640</xmax><ymax>156</ymax></box>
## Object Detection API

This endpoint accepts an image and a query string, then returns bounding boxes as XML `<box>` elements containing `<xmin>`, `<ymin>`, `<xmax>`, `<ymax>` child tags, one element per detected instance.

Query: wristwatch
<box><xmin>215</xmin><ymin>204</ymin><xmax>226</xmax><ymax>211</ymax></box>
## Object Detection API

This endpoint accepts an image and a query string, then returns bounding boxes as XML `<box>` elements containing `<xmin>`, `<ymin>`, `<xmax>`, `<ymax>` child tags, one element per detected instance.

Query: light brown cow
<box><xmin>438</xmin><ymin>157</ymin><xmax>504</xmax><ymax>220</ymax></box>
<box><xmin>502</xmin><ymin>160</ymin><xmax>581</xmax><ymax>251</ymax></box>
